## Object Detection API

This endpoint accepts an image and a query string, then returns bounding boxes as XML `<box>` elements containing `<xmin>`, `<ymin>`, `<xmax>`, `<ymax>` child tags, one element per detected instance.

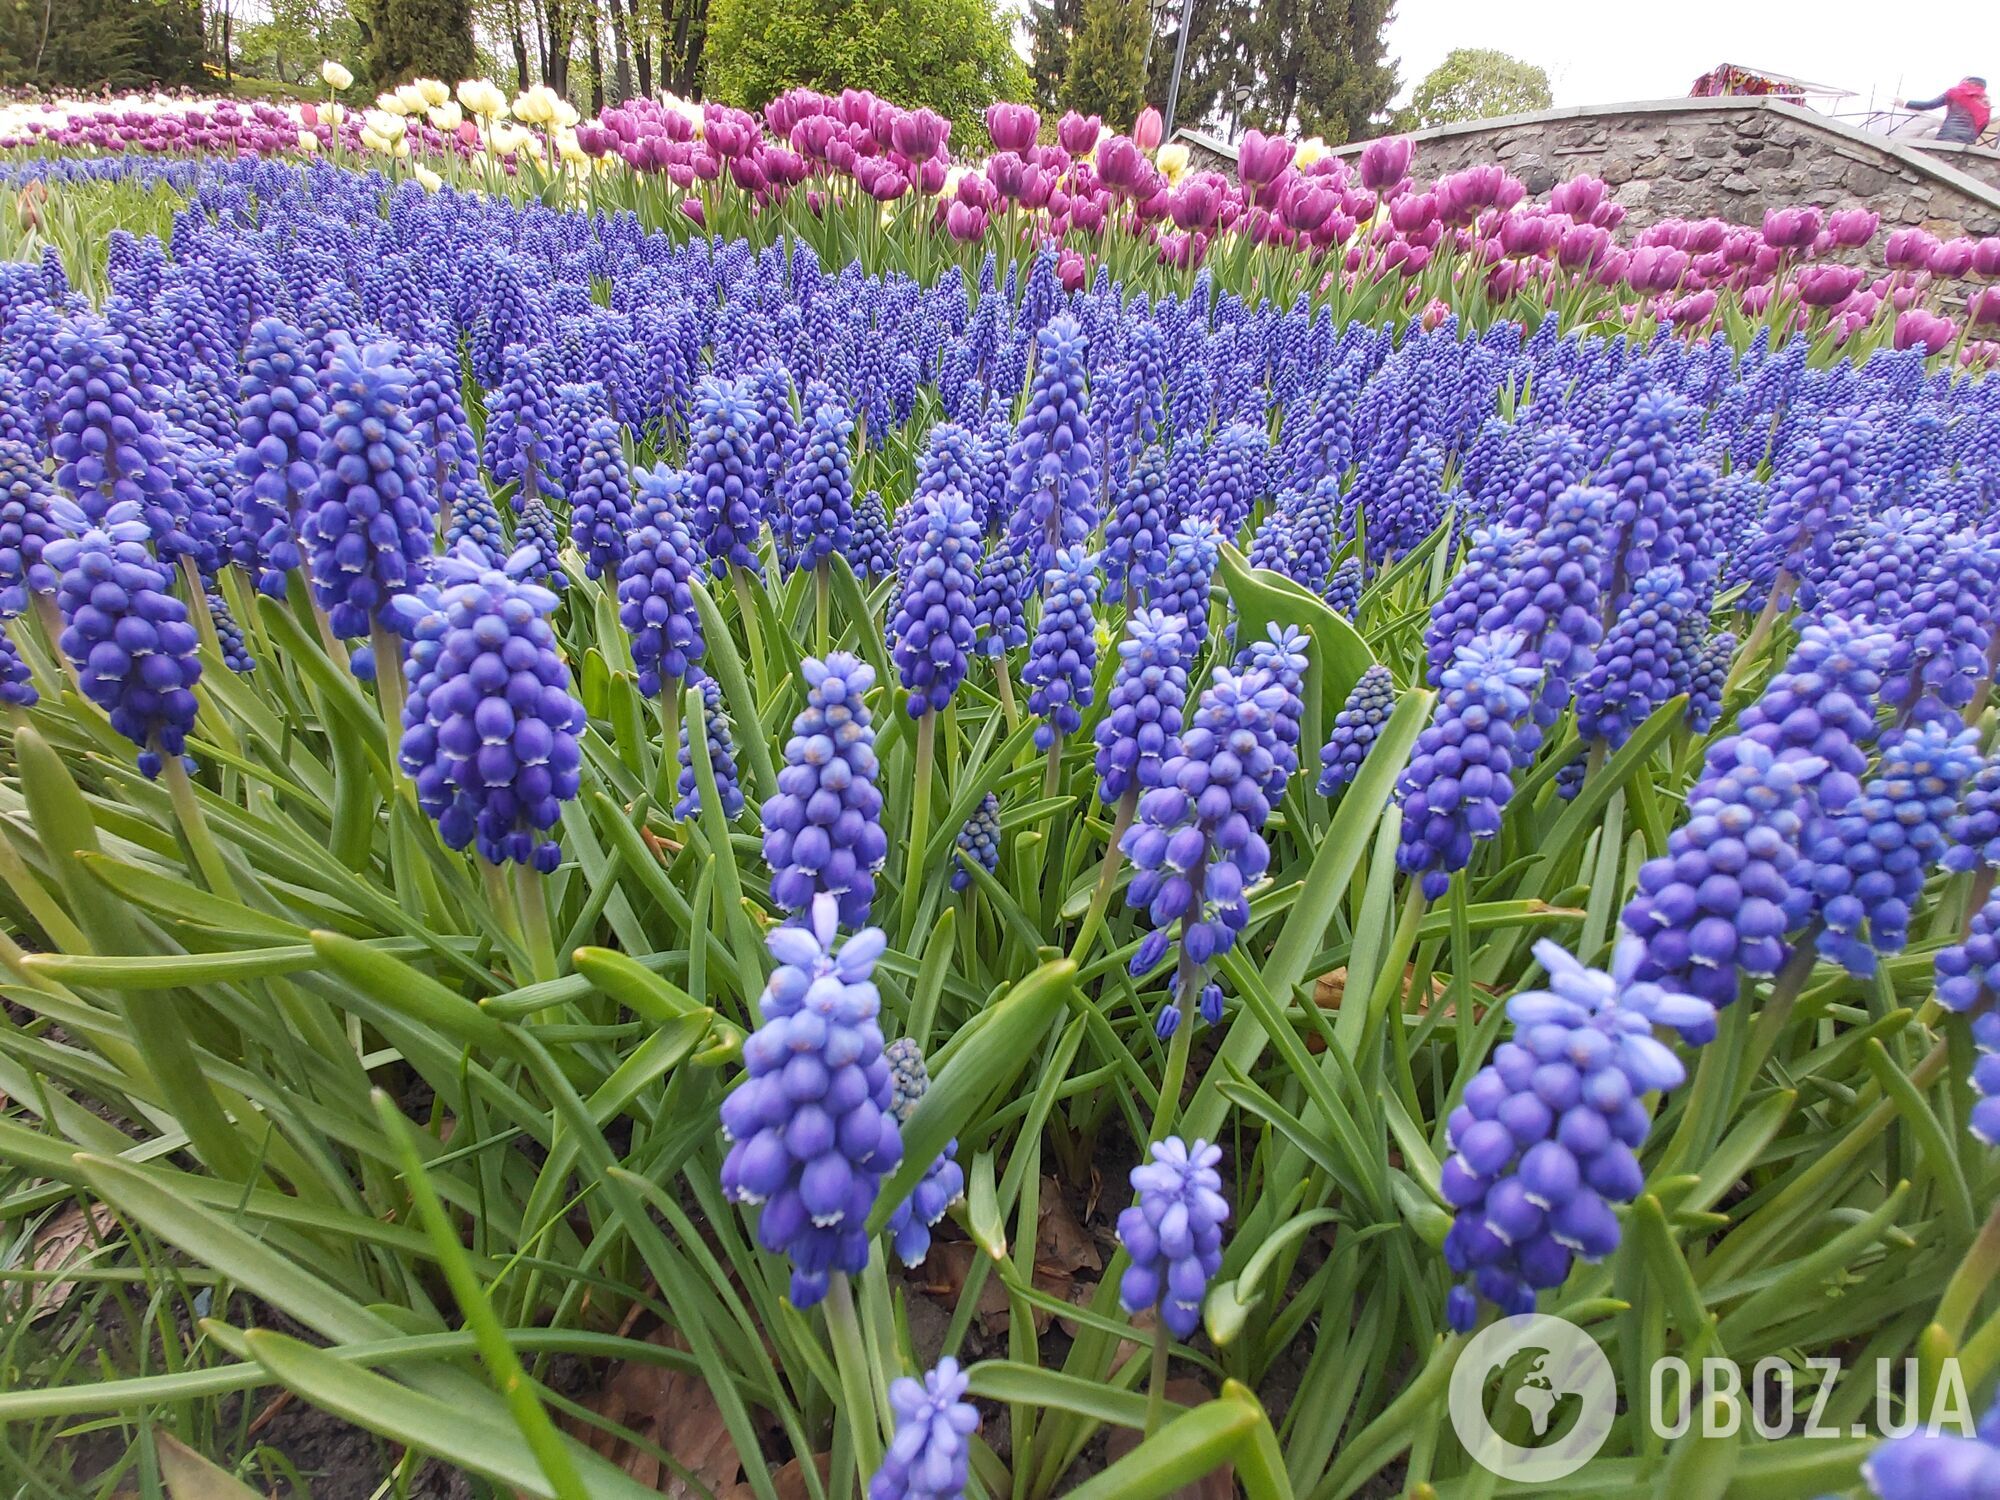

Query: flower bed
<box><xmin>0</xmin><ymin>131</ymin><xmax>1994</xmax><ymax>1500</ymax></box>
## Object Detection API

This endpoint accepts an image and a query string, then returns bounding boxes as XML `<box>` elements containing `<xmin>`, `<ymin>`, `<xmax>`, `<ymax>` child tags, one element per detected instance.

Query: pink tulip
<box><xmin>1826</xmin><ymin>208</ymin><xmax>1879</xmax><ymax>248</ymax></box>
<box><xmin>1056</xmin><ymin>111</ymin><xmax>1101</xmax><ymax>157</ymax></box>
<box><xmin>1886</xmin><ymin>227</ymin><xmax>1940</xmax><ymax>270</ymax></box>
<box><xmin>1760</xmin><ymin>206</ymin><xmax>1820</xmax><ymax>250</ymax></box>
<box><xmin>1357</xmin><ymin>135</ymin><xmax>1413</xmax><ymax>193</ymax></box>
<box><xmin>1796</xmin><ymin>265</ymin><xmax>1863</xmax><ymax>308</ymax></box>
<box><xmin>1132</xmin><ymin>106</ymin><xmax>1163</xmax><ymax>150</ymax></box>
<box><xmin>985</xmin><ymin>102</ymin><xmax>1038</xmax><ymax>154</ymax></box>
<box><xmin>1970</xmin><ymin>287</ymin><xmax>2000</xmax><ymax>331</ymax></box>
<box><xmin>1894</xmin><ymin>308</ymin><xmax>1957</xmax><ymax>353</ymax></box>
<box><xmin>1931</xmin><ymin>238</ymin><xmax>1978</xmax><ymax>278</ymax></box>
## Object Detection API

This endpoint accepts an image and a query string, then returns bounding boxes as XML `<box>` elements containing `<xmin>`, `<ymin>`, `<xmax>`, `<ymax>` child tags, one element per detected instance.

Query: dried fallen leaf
<box><xmin>721</xmin><ymin>1453</ymin><xmax>829</xmax><ymax>1500</ymax></box>
<box><xmin>1102</xmin><ymin>1380</ymin><xmax>1233</xmax><ymax>1500</ymax></box>
<box><xmin>917</xmin><ymin>1239</ymin><xmax>1011</xmax><ymax>1332</ymax></box>
<box><xmin>19</xmin><ymin>1201</ymin><xmax>117</xmax><ymax>1320</ymax></box>
<box><xmin>563</xmin><ymin>1327</ymin><xmax>745</xmax><ymax>1497</ymax></box>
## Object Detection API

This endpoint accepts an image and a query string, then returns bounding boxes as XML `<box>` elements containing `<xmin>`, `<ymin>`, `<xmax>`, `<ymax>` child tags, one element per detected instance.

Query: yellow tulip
<box><xmin>1156</xmin><ymin>142</ymin><xmax>1191</xmax><ymax>183</ymax></box>
<box><xmin>1295</xmin><ymin>136</ymin><xmax>1327</xmax><ymax>169</ymax></box>
<box><xmin>456</xmin><ymin>79</ymin><xmax>507</xmax><ymax>119</ymax></box>
<box><xmin>363</xmin><ymin>109</ymin><xmax>406</xmax><ymax>143</ymax></box>
<box><xmin>359</xmin><ymin>128</ymin><xmax>390</xmax><ymax>153</ymax></box>
<box><xmin>296</xmin><ymin>130</ymin><xmax>320</xmax><ymax>153</ymax></box>
<box><xmin>374</xmin><ymin>91</ymin><xmax>409</xmax><ymax>117</ymax></box>
<box><xmin>414</xmin><ymin>165</ymin><xmax>441</xmax><ymax>190</ymax></box>
<box><xmin>427</xmin><ymin>101</ymin><xmax>463</xmax><ymax>132</ymax></box>
<box><xmin>393</xmin><ymin>84</ymin><xmax>429</xmax><ymax>116</ymax></box>
<box><xmin>414</xmin><ymin>78</ymin><xmax>450</xmax><ymax>107</ymax></box>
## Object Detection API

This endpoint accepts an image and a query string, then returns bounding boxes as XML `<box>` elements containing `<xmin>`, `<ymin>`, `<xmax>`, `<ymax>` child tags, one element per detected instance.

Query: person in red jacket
<box><xmin>1905</xmin><ymin>77</ymin><xmax>1992</xmax><ymax>143</ymax></box>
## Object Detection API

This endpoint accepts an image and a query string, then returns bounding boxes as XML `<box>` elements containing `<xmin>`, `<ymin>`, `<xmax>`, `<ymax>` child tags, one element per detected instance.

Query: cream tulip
<box><xmin>414</xmin><ymin>78</ymin><xmax>450</xmax><ymax>107</ymax></box>
<box><xmin>414</xmin><ymin>163</ymin><xmax>443</xmax><ymax>190</ymax></box>
<box><xmin>1295</xmin><ymin>136</ymin><xmax>1328</xmax><ymax>169</ymax></box>
<box><xmin>320</xmin><ymin>60</ymin><xmax>354</xmax><ymax>91</ymax></box>
<box><xmin>427</xmin><ymin>101</ymin><xmax>463</xmax><ymax>132</ymax></box>
<box><xmin>456</xmin><ymin>78</ymin><xmax>507</xmax><ymax>119</ymax></box>
<box><xmin>1156</xmin><ymin>142</ymin><xmax>1191</xmax><ymax>184</ymax></box>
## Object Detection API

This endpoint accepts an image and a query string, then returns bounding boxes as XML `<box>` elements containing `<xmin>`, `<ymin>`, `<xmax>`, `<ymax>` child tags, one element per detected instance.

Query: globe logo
<box><xmin>1447</xmin><ymin>1314</ymin><xmax>1617</xmax><ymax>1483</ymax></box>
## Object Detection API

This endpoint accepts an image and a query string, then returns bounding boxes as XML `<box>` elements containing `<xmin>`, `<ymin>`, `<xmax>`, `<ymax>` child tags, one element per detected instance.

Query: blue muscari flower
<box><xmin>568</xmin><ymin>416</ymin><xmax>633</xmax><ymax>581</ymax></box>
<box><xmin>1396</xmin><ymin>633</ymin><xmax>1541</xmax><ymax>901</ymax></box>
<box><xmin>913</xmin><ymin>422</ymin><xmax>986</xmax><ymax>534</ymax></box>
<box><xmin>1622</xmin><ymin>737</ymin><xmax>1823</xmax><ymax>1035</ymax></box>
<box><xmin>444</xmin><ymin>478</ymin><xmax>508</xmax><ymax>563</ymax></box>
<box><xmin>618</xmin><ymin>465</ymin><xmax>705</xmax><ymax>699</ymax></box>
<box><xmin>208</xmin><ymin>590</ymin><xmax>253</xmax><ymax>674</ymax></box>
<box><xmin>1739</xmin><ymin>414</ymin><xmax>1868</xmax><ymax>605</ymax></box>
<box><xmin>1318</xmin><ymin>664</ymin><xmax>1397</xmax><ymax>795</ymax></box>
<box><xmin>302</xmin><ymin>343</ymin><xmax>437</xmax><ymax>640</ymax></box>
<box><xmin>720</xmin><ymin>893</ymin><xmax>902</xmax><ymax>1309</ymax></box>
<box><xmin>1574</xmin><ymin>565</ymin><xmax>1695</xmax><ymax>750</ymax></box>
<box><xmin>762</xmin><ymin>653</ymin><xmax>890</xmax><ymax>927</ymax></box>
<box><xmin>1095</xmin><ymin>608</ymin><xmax>1192</xmax><ymax>805</ymax></box>
<box><xmin>1621</xmin><ymin>620</ymin><xmax>1889</xmax><ymax>1033</ymax></box>
<box><xmin>1000</xmin><ymin>315</ymin><xmax>1097</xmax><ymax>577</ymax></box>
<box><xmin>1324</xmin><ymin>556</ymin><xmax>1363</xmax><ymax>618</ymax></box>
<box><xmin>1116</xmin><ymin>1137</ymin><xmax>1229</xmax><ymax>1340</ymax></box>
<box><xmin>1024</xmin><ymin>546</ymin><xmax>1101</xmax><ymax>751</ymax></box>
<box><xmin>1103</xmin><ymin>444</ymin><xmax>1171</xmax><ymax>603</ymax></box>
<box><xmin>45</xmin><ymin>501</ymin><xmax>201</xmax><ymax>778</ymax></box>
<box><xmin>1281</xmin><ymin>476</ymin><xmax>1346</xmax><ymax>596</ymax></box>
<box><xmin>676</xmin><ymin>672</ymin><xmax>745</xmax><ymax>820</ymax></box>
<box><xmin>948</xmin><ymin>791</ymin><xmax>1003</xmax><ymax>894</ymax></box>
<box><xmin>1194</xmin><ymin>421</ymin><xmax>1268</xmax><ymax>541</ymax></box>
<box><xmin>1944</xmin><ymin>755</ymin><xmax>2000</xmax><ymax>874</ymax></box>
<box><xmin>481</xmin><ymin>346</ymin><xmax>561</xmax><ymax>503</ymax></box>
<box><xmin>1709</xmin><ymin>472</ymin><xmax>1765</xmax><ymax>580</ymax></box>
<box><xmin>891</xmin><ymin>489</ymin><xmax>981</xmax><ymax>717</ymax></box>
<box><xmin>548</xmin><ymin>383</ymin><xmax>610</xmax><ymax>500</ymax></box>
<box><xmin>1123</xmin><ymin>665</ymin><xmax>1288</xmax><ymax>979</ymax></box>
<box><xmin>391</xmin><ymin>546</ymin><xmax>585</xmax><ymax>872</ymax></box>
<box><xmin>850</xmin><ymin>489</ymin><xmax>896</xmax><ymax>580</ymax></box>
<box><xmin>515</xmin><ymin>496</ymin><xmax>564</xmax><ymax>592</ymax></box>
<box><xmin>0</xmin><ymin>623</ymin><xmax>35</xmax><ymax>707</ymax></box>
<box><xmin>1364</xmin><ymin>439</ymin><xmax>1445</xmax><ymax>564</ymax></box>
<box><xmin>1806</xmin><ymin>721</ymin><xmax>1982</xmax><ymax>975</ymax></box>
<box><xmin>781</xmin><ymin>402</ymin><xmax>856</xmax><ymax>574</ymax></box>
<box><xmin>1880</xmin><ymin>534</ymin><xmax>2000</xmax><ymax>728</ymax></box>
<box><xmin>1152</xmin><ymin>516</ymin><xmax>1221</xmax><ymax>649</ymax></box>
<box><xmin>970</xmin><ymin>537</ymin><xmax>1031</xmax><ymax>658</ymax></box>
<box><xmin>879</xmin><ymin>1038</ymin><xmax>966</xmax><ymax>1267</ymax></box>
<box><xmin>688</xmin><ymin>376</ymin><xmax>766</xmax><ymax>578</ymax></box>
<box><xmin>1236</xmin><ymin>623</ymin><xmax>1308</xmax><ymax>802</ymax></box>
<box><xmin>1497</xmin><ymin>425</ymin><xmax>1590</xmax><ymax>535</ymax></box>
<box><xmin>1861</xmin><ymin>1389</ymin><xmax>2000</xmax><ymax>1499</ymax></box>
<box><xmin>1684</xmin><ymin>630</ymin><xmax>1735</xmax><ymax>734</ymax></box>
<box><xmin>1440</xmin><ymin>937</ymin><xmax>1712</xmax><ymax>1331</ymax></box>
<box><xmin>0</xmin><ymin>439</ymin><xmax>59</xmax><ymax>612</ymax></box>
<box><xmin>1596</xmin><ymin>393</ymin><xmax>1692</xmax><ymax>609</ymax></box>
<box><xmin>1424</xmin><ymin>525</ymin><xmax>1527</xmax><ymax>687</ymax></box>
<box><xmin>50</xmin><ymin>326</ymin><xmax>184</xmax><ymax>543</ymax></box>
<box><xmin>1973</xmin><ymin>1011</ymin><xmax>2000</xmax><ymax>1146</ymax></box>
<box><xmin>1808</xmin><ymin>508</ymin><xmax>1946</xmax><ymax>624</ymax></box>
<box><xmin>869</xmin><ymin>1357</ymin><xmax>979</xmax><ymax>1500</ymax></box>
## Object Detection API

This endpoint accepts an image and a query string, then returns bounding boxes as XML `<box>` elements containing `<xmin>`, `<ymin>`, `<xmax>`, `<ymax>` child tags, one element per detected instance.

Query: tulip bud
<box><xmin>1133</xmin><ymin>106</ymin><xmax>1164</xmax><ymax>150</ymax></box>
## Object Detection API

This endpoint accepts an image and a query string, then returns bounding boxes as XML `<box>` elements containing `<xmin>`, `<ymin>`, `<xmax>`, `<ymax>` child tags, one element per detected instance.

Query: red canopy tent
<box><xmin>1690</xmin><ymin>63</ymin><xmax>1853</xmax><ymax>108</ymax></box>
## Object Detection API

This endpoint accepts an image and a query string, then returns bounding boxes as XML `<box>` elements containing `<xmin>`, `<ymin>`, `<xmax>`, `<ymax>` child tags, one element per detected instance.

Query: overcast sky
<box><xmin>1384</xmin><ymin>1</ymin><xmax>2000</xmax><ymax>116</ymax></box>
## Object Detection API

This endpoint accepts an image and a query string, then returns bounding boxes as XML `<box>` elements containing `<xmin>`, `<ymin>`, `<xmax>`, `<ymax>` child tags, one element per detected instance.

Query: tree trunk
<box><xmin>509</xmin><ymin>0</ymin><xmax>532</xmax><ymax>89</ymax></box>
<box><xmin>635</xmin><ymin>34</ymin><xmax>652</xmax><ymax>97</ymax></box>
<box><xmin>607</xmin><ymin>0</ymin><xmax>634</xmax><ymax>102</ymax></box>
<box><xmin>587</xmin><ymin>6</ymin><xmax>604</xmax><ymax>115</ymax></box>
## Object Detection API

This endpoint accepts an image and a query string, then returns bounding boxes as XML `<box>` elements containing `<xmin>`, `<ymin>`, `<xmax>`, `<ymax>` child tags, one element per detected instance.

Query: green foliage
<box><xmin>356</xmin><ymin>0</ymin><xmax>475</xmax><ymax>89</ymax></box>
<box><xmin>704</xmin><ymin>0</ymin><xmax>1027</xmax><ymax>123</ymax></box>
<box><xmin>1062</xmin><ymin>0</ymin><xmax>1150</xmax><ymax>126</ymax></box>
<box><xmin>1402</xmin><ymin>46</ymin><xmax>1552</xmax><ymax>130</ymax></box>
<box><xmin>0</xmin><ymin>0</ymin><xmax>205</xmax><ymax>90</ymax></box>
<box><xmin>232</xmin><ymin>0</ymin><xmax>360</xmax><ymax>88</ymax></box>
<box><xmin>1024</xmin><ymin>0</ymin><xmax>1079</xmax><ymax>113</ymax></box>
<box><xmin>1140</xmin><ymin>0</ymin><xmax>1393</xmax><ymax>141</ymax></box>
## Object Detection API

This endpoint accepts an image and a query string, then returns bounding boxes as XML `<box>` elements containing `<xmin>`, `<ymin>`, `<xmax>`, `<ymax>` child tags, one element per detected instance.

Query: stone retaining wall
<box><xmin>1311</xmin><ymin>98</ymin><xmax>2000</xmax><ymax>241</ymax></box>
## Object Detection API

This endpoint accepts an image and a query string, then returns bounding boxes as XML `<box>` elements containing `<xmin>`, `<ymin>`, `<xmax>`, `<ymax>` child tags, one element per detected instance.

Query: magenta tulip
<box><xmin>1895</xmin><ymin>308</ymin><xmax>1957</xmax><ymax>352</ymax></box>
<box><xmin>986</xmin><ymin>102</ymin><xmax>1039</xmax><ymax>154</ymax></box>
<box><xmin>1357</xmin><ymin>134</ymin><xmax>1413</xmax><ymax>193</ymax></box>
